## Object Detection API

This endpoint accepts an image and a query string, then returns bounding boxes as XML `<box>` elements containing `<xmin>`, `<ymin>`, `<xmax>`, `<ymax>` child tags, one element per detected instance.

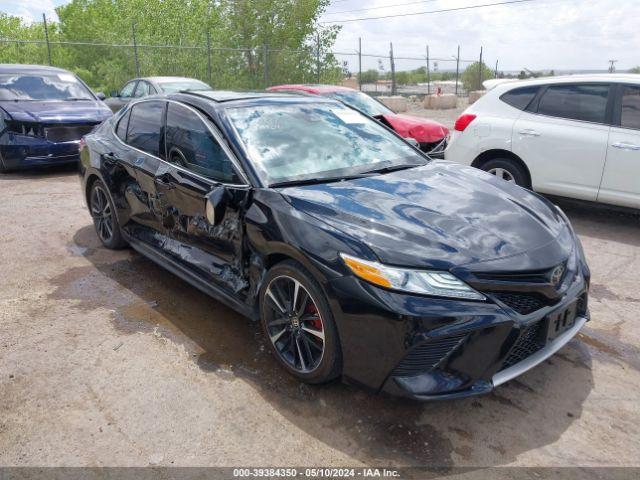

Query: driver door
<box><xmin>154</xmin><ymin>101</ymin><xmax>250</xmax><ymax>295</ymax></box>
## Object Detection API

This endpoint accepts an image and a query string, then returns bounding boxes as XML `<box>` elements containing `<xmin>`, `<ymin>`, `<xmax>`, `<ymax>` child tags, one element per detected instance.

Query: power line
<box><xmin>321</xmin><ymin>0</ymin><xmax>539</xmax><ymax>23</ymax></box>
<box><xmin>324</xmin><ymin>0</ymin><xmax>440</xmax><ymax>16</ymax></box>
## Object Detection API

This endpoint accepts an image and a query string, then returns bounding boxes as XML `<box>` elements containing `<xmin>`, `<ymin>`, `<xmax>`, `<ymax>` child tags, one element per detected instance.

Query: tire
<box><xmin>481</xmin><ymin>158</ymin><xmax>529</xmax><ymax>188</ymax></box>
<box><xmin>260</xmin><ymin>260</ymin><xmax>342</xmax><ymax>384</ymax></box>
<box><xmin>89</xmin><ymin>180</ymin><xmax>128</xmax><ymax>249</ymax></box>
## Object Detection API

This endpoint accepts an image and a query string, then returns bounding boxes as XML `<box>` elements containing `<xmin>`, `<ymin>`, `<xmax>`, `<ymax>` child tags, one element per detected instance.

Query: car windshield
<box><xmin>158</xmin><ymin>79</ymin><xmax>210</xmax><ymax>93</ymax></box>
<box><xmin>324</xmin><ymin>90</ymin><xmax>393</xmax><ymax>117</ymax></box>
<box><xmin>0</xmin><ymin>73</ymin><xmax>94</xmax><ymax>101</ymax></box>
<box><xmin>225</xmin><ymin>102</ymin><xmax>425</xmax><ymax>186</ymax></box>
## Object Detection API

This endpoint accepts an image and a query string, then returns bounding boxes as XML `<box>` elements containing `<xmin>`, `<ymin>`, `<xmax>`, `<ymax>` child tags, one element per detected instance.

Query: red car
<box><xmin>267</xmin><ymin>84</ymin><xmax>449</xmax><ymax>156</ymax></box>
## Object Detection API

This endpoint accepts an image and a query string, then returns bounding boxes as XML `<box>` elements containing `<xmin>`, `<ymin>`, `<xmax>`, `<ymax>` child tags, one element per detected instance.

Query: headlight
<box><xmin>340</xmin><ymin>253</ymin><xmax>485</xmax><ymax>301</ymax></box>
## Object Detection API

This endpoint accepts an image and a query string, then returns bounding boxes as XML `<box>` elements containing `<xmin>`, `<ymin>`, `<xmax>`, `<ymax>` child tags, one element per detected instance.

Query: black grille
<box><xmin>501</xmin><ymin>321</ymin><xmax>546</xmax><ymax>370</ymax></box>
<box><xmin>492</xmin><ymin>292</ymin><xmax>546</xmax><ymax>315</ymax></box>
<box><xmin>45</xmin><ymin>124</ymin><xmax>97</xmax><ymax>143</ymax></box>
<box><xmin>392</xmin><ymin>333</ymin><xmax>466</xmax><ymax>377</ymax></box>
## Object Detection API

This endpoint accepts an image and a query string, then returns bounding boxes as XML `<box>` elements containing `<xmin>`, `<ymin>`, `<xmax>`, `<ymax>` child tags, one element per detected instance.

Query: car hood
<box><xmin>0</xmin><ymin>100</ymin><xmax>112</xmax><ymax>123</ymax></box>
<box><xmin>280</xmin><ymin>162</ymin><xmax>573</xmax><ymax>272</ymax></box>
<box><xmin>381</xmin><ymin>113</ymin><xmax>449</xmax><ymax>143</ymax></box>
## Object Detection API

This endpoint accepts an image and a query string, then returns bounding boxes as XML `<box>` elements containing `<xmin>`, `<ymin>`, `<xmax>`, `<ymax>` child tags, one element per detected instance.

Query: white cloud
<box><xmin>3</xmin><ymin>0</ymin><xmax>60</xmax><ymax>23</ymax></box>
<box><xmin>322</xmin><ymin>0</ymin><xmax>640</xmax><ymax>72</ymax></box>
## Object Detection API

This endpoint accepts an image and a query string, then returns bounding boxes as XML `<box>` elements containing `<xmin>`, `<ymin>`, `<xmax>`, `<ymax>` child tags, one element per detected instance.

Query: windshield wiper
<box><xmin>360</xmin><ymin>162</ymin><xmax>427</xmax><ymax>175</ymax></box>
<box><xmin>269</xmin><ymin>172</ymin><xmax>374</xmax><ymax>188</ymax></box>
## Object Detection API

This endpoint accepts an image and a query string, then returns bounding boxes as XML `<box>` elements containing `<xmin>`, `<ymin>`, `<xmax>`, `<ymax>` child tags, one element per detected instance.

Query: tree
<box><xmin>461</xmin><ymin>61</ymin><xmax>494</xmax><ymax>92</ymax></box>
<box><xmin>358</xmin><ymin>69</ymin><xmax>379</xmax><ymax>84</ymax></box>
<box><xmin>629</xmin><ymin>66</ymin><xmax>640</xmax><ymax>74</ymax></box>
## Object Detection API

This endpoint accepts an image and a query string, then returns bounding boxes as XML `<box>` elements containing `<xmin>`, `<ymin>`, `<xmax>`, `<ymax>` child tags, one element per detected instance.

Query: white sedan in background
<box><xmin>445</xmin><ymin>74</ymin><xmax>640</xmax><ymax>209</ymax></box>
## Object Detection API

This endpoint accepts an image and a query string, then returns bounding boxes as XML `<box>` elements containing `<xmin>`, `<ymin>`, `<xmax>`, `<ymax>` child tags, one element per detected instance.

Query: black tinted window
<box><xmin>115</xmin><ymin>109</ymin><xmax>130</xmax><ymax>141</ymax></box>
<box><xmin>500</xmin><ymin>86</ymin><xmax>538</xmax><ymax>110</ymax></box>
<box><xmin>537</xmin><ymin>84</ymin><xmax>609</xmax><ymax>123</ymax></box>
<box><xmin>165</xmin><ymin>103</ymin><xmax>239</xmax><ymax>183</ymax></box>
<box><xmin>621</xmin><ymin>86</ymin><xmax>640</xmax><ymax>130</ymax></box>
<box><xmin>126</xmin><ymin>101</ymin><xmax>165</xmax><ymax>156</ymax></box>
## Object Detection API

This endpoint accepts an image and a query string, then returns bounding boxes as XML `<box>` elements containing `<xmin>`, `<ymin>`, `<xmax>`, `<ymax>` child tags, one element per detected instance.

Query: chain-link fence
<box><xmin>0</xmin><ymin>30</ymin><xmax>499</xmax><ymax>98</ymax></box>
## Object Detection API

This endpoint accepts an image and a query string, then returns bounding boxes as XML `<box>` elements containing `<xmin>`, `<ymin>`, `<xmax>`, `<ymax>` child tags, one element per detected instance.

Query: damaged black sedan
<box><xmin>79</xmin><ymin>91</ymin><xmax>590</xmax><ymax>400</ymax></box>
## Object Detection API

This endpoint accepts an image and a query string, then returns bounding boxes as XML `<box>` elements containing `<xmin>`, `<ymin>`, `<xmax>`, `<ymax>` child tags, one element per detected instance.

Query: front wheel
<box><xmin>481</xmin><ymin>158</ymin><xmax>529</xmax><ymax>188</ymax></box>
<box><xmin>260</xmin><ymin>260</ymin><xmax>342</xmax><ymax>384</ymax></box>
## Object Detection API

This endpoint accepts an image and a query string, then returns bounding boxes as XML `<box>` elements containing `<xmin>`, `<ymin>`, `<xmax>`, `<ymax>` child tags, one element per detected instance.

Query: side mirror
<box><xmin>205</xmin><ymin>185</ymin><xmax>228</xmax><ymax>226</ymax></box>
<box><xmin>96</xmin><ymin>92</ymin><xmax>106</xmax><ymax>100</ymax></box>
<box><xmin>405</xmin><ymin>137</ymin><xmax>420</xmax><ymax>148</ymax></box>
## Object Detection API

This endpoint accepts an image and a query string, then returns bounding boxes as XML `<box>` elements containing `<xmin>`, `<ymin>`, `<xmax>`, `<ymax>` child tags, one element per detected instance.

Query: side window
<box><xmin>537</xmin><ymin>84</ymin><xmax>610</xmax><ymax>123</ymax></box>
<box><xmin>620</xmin><ymin>86</ymin><xmax>640</xmax><ymax>130</ymax></box>
<box><xmin>126</xmin><ymin>101</ymin><xmax>165</xmax><ymax>156</ymax></box>
<box><xmin>500</xmin><ymin>86</ymin><xmax>539</xmax><ymax>111</ymax></box>
<box><xmin>120</xmin><ymin>81</ymin><xmax>136</xmax><ymax>98</ymax></box>
<box><xmin>115</xmin><ymin>108</ymin><xmax>131</xmax><ymax>141</ymax></box>
<box><xmin>133</xmin><ymin>81</ymin><xmax>149</xmax><ymax>98</ymax></box>
<box><xmin>165</xmin><ymin>103</ymin><xmax>240</xmax><ymax>183</ymax></box>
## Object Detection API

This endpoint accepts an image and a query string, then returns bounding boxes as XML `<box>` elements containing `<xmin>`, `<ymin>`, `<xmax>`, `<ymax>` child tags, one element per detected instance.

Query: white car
<box><xmin>445</xmin><ymin>74</ymin><xmax>640</xmax><ymax>209</ymax></box>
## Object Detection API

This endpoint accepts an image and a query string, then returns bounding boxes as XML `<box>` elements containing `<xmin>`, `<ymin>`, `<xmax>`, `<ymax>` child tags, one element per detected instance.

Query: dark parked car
<box><xmin>267</xmin><ymin>84</ymin><xmax>449</xmax><ymax>157</ymax></box>
<box><xmin>104</xmin><ymin>76</ymin><xmax>210</xmax><ymax>113</ymax></box>
<box><xmin>0</xmin><ymin>64</ymin><xmax>112</xmax><ymax>172</ymax></box>
<box><xmin>79</xmin><ymin>91</ymin><xmax>590</xmax><ymax>400</ymax></box>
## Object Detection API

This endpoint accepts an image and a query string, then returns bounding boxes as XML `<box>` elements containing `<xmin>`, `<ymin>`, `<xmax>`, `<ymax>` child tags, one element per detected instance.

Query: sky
<box><xmin>2</xmin><ymin>0</ymin><xmax>638</xmax><ymax>73</ymax></box>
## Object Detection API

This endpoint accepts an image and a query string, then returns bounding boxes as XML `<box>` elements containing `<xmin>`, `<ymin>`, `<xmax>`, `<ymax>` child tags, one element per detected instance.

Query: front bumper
<box><xmin>1</xmin><ymin>133</ymin><xmax>81</xmax><ymax>170</ymax></box>
<box><xmin>325</xmin><ymin>264</ymin><xmax>589</xmax><ymax>401</ymax></box>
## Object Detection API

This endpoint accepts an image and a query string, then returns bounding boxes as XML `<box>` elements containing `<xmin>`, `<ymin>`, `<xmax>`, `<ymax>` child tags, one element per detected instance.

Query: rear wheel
<box><xmin>89</xmin><ymin>180</ymin><xmax>127</xmax><ymax>249</ymax></box>
<box><xmin>481</xmin><ymin>158</ymin><xmax>529</xmax><ymax>188</ymax></box>
<box><xmin>260</xmin><ymin>260</ymin><xmax>341</xmax><ymax>384</ymax></box>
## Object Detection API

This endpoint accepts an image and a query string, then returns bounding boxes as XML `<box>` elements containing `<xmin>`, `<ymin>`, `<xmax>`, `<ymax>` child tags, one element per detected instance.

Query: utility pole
<box><xmin>478</xmin><ymin>46</ymin><xmax>483</xmax><ymax>90</ymax></box>
<box><xmin>426</xmin><ymin>45</ymin><xmax>431</xmax><ymax>96</ymax></box>
<box><xmin>495</xmin><ymin>59</ymin><xmax>499</xmax><ymax>78</ymax></box>
<box><xmin>316</xmin><ymin>32</ymin><xmax>321</xmax><ymax>83</ymax></box>
<box><xmin>455</xmin><ymin>45</ymin><xmax>460</xmax><ymax>96</ymax></box>
<box><xmin>358</xmin><ymin>37</ymin><xmax>362</xmax><ymax>91</ymax></box>
<box><xmin>608</xmin><ymin>59</ymin><xmax>618</xmax><ymax>73</ymax></box>
<box><xmin>206</xmin><ymin>30</ymin><xmax>212</xmax><ymax>87</ymax></box>
<box><xmin>390</xmin><ymin>42</ymin><xmax>396</xmax><ymax>95</ymax></box>
<box><xmin>42</xmin><ymin>13</ymin><xmax>52</xmax><ymax>66</ymax></box>
<box><xmin>131</xmin><ymin>21</ymin><xmax>140</xmax><ymax>77</ymax></box>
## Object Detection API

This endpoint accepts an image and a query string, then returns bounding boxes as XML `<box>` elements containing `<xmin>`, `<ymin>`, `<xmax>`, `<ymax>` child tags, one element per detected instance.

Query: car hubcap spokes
<box><xmin>488</xmin><ymin>167</ymin><xmax>516</xmax><ymax>183</ymax></box>
<box><xmin>265</xmin><ymin>276</ymin><xmax>325</xmax><ymax>373</ymax></box>
<box><xmin>91</xmin><ymin>187</ymin><xmax>114</xmax><ymax>242</ymax></box>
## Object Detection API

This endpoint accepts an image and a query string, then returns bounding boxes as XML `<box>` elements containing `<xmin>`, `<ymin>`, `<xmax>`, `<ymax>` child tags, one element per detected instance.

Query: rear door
<box><xmin>154</xmin><ymin>101</ymin><xmax>250</xmax><ymax>294</ymax></box>
<box><xmin>598</xmin><ymin>84</ymin><xmax>640</xmax><ymax>208</ymax></box>
<box><xmin>512</xmin><ymin>83</ymin><xmax>612</xmax><ymax>201</ymax></box>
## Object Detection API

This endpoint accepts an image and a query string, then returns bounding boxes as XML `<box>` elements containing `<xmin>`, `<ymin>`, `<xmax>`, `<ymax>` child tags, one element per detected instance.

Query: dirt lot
<box><xmin>1</xmin><ymin>109</ymin><xmax>639</xmax><ymax>469</ymax></box>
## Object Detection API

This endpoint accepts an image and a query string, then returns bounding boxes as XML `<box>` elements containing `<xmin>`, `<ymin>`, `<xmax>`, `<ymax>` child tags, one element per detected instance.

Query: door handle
<box><xmin>154</xmin><ymin>175</ymin><xmax>176</xmax><ymax>189</ymax></box>
<box><xmin>518</xmin><ymin>129</ymin><xmax>541</xmax><ymax>137</ymax></box>
<box><xmin>612</xmin><ymin>142</ymin><xmax>640</xmax><ymax>151</ymax></box>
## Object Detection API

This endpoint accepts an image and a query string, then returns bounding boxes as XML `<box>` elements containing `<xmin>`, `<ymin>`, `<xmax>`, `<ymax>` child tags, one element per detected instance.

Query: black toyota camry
<box><xmin>79</xmin><ymin>90</ymin><xmax>590</xmax><ymax>400</ymax></box>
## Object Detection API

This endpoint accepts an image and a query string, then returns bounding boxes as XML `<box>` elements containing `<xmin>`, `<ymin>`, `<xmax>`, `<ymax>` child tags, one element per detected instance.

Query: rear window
<box><xmin>620</xmin><ymin>86</ymin><xmax>640</xmax><ymax>130</ymax></box>
<box><xmin>499</xmin><ymin>86</ymin><xmax>539</xmax><ymax>111</ymax></box>
<box><xmin>537</xmin><ymin>84</ymin><xmax>610</xmax><ymax>123</ymax></box>
<box><xmin>115</xmin><ymin>109</ymin><xmax>131</xmax><ymax>141</ymax></box>
<box><xmin>126</xmin><ymin>101</ymin><xmax>165</xmax><ymax>156</ymax></box>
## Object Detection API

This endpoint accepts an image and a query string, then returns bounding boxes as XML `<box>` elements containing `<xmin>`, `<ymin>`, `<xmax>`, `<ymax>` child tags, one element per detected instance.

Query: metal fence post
<box><xmin>42</xmin><ymin>13</ymin><xmax>52</xmax><ymax>66</ymax></box>
<box><xmin>390</xmin><ymin>42</ymin><xmax>396</xmax><ymax>95</ymax></box>
<box><xmin>316</xmin><ymin>32</ymin><xmax>321</xmax><ymax>83</ymax></box>
<box><xmin>495</xmin><ymin>59</ymin><xmax>499</xmax><ymax>78</ymax></box>
<box><xmin>455</xmin><ymin>45</ymin><xmax>460</xmax><ymax>96</ymax></box>
<box><xmin>426</xmin><ymin>45</ymin><xmax>430</xmax><ymax>96</ymax></box>
<box><xmin>206</xmin><ymin>31</ymin><xmax>212</xmax><ymax>86</ymax></box>
<box><xmin>358</xmin><ymin>37</ymin><xmax>362</xmax><ymax>91</ymax></box>
<box><xmin>478</xmin><ymin>46</ymin><xmax>483</xmax><ymax>90</ymax></box>
<box><xmin>131</xmin><ymin>21</ymin><xmax>140</xmax><ymax>77</ymax></box>
<box><xmin>263</xmin><ymin>43</ymin><xmax>269</xmax><ymax>88</ymax></box>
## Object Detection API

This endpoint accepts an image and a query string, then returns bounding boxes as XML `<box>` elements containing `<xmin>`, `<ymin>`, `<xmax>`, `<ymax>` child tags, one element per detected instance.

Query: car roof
<box><xmin>492</xmin><ymin>73</ymin><xmax>640</xmax><ymax>93</ymax></box>
<box><xmin>141</xmin><ymin>76</ymin><xmax>207</xmax><ymax>83</ymax></box>
<box><xmin>0</xmin><ymin>64</ymin><xmax>74</xmax><ymax>75</ymax></box>
<box><xmin>268</xmin><ymin>84</ymin><xmax>357</xmax><ymax>95</ymax></box>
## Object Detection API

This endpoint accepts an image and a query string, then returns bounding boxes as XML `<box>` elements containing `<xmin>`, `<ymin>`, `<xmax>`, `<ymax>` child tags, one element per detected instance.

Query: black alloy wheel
<box><xmin>260</xmin><ymin>261</ymin><xmax>341</xmax><ymax>383</ymax></box>
<box><xmin>89</xmin><ymin>180</ymin><xmax>127</xmax><ymax>249</ymax></box>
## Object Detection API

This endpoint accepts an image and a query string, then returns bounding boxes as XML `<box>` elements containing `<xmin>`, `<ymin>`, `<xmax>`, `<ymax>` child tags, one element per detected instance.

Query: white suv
<box><xmin>445</xmin><ymin>74</ymin><xmax>640</xmax><ymax>209</ymax></box>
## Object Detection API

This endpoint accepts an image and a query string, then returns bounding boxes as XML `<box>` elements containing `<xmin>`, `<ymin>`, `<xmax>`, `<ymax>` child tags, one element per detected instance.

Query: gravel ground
<box><xmin>1</xmin><ymin>116</ymin><xmax>639</xmax><ymax>469</ymax></box>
